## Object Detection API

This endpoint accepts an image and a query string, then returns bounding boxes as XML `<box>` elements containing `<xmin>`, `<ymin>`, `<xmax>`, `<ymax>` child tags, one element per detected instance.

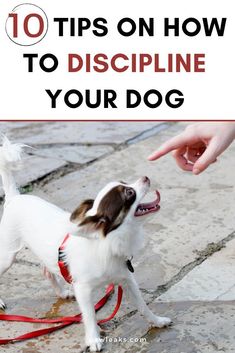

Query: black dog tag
<box><xmin>126</xmin><ymin>259</ymin><xmax>134</xmax><ymax>273</ymax></box>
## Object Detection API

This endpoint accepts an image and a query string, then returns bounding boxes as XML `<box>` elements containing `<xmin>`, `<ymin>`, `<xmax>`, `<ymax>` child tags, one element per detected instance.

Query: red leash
<box><xmin>0</xmin><ymin>284</ymin><xmax>123</xmax><ymax>345</ymax></box>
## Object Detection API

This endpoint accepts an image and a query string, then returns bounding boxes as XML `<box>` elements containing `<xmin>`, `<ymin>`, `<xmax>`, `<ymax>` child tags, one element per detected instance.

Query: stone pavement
<box><xmin>0</xmin><ymin>121</ymin><xmax>235</xmax><ymax>353</ymax></box>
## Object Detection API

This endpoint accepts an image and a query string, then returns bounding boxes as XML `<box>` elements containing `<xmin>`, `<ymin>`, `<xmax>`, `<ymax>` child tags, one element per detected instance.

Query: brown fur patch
<box><xmin>80</xmin><ymin>215</ymin><xmax>110</xmax><ymax>236</ymax></box>
<box><xmin>79</xmin><ymin>185</ymin><xmax>136</xmax><ymax>236</ymax></box>
<box><xmin>70</xmin><ymin>199</ymin><xmax>94</xmax><ymax>223</ymax></box>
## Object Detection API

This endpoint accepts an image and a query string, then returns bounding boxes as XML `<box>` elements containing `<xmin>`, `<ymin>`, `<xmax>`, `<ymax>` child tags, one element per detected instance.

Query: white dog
<box><xmin>0</xmin><ymin>137</ymin><xmax>171</xmax><ymax>351</ymax></box>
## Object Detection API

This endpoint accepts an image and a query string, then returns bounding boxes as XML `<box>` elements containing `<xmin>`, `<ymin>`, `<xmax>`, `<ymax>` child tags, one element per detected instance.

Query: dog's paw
<box><xmin>87</xmin><ymin>342</ymin><xmax>103</xmax><ymax>352</ymax></box>
<box><xmin>59</xmin><ymin>288</ymin><xmax>75</xmax><ymax>300</ymax></box>
<box><xmin>150</xmin><ymin>315</ymin><xmax>172</xmax><ymax>328</ymax></box>
<box><xmin>86</xmin><ymin>335</ymin><xmax>103</xmax><ymax>352</ymax></box>
<box><xmin>85</xmin><ymin>332</ymin><xmax>103</xmax><ymax>352</ymax></box>
<box><xmin>0</xmin><ymin>298</ymin><xmax>6</xmax><ymax>310</ymax></box>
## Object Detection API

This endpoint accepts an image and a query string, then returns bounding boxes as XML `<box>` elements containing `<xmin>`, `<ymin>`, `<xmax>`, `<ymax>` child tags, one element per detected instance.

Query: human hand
<box><xmin>148</xmin><ymin>123</ymin><xmax>235</xmax><ymax>174</ymax></box>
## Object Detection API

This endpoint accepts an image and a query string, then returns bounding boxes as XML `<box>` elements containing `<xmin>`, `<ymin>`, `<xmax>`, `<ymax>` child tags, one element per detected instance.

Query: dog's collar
<box><xmin>58</xmin><ymin>234</ymin><xmax>73</xmax><ymax>284</ymax></box>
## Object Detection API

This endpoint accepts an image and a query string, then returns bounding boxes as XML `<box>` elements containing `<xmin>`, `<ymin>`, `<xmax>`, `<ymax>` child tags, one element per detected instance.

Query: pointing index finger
<box><xmin>148</xmin><ymin>133</ymin><xmax>192</xmax><ymax>161</ymax></box>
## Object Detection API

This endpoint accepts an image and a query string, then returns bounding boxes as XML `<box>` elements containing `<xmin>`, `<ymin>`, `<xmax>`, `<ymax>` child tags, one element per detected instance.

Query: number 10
<box><xmin>9</xmin><ymin>13</ymin><xmax>44</xmax><ymax>38</ymax></box>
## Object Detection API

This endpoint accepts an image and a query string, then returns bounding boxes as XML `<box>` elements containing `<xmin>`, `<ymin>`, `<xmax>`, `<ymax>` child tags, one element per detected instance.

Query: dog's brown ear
<box><xmin>70</xmin><ymin>199</ymin><xmax>94</xmax><ymax>224</ymax></box>
<box><xmin>80</xmin><ymin>215</ymin><xmax>110</xmax><ymax>236</ymax></box>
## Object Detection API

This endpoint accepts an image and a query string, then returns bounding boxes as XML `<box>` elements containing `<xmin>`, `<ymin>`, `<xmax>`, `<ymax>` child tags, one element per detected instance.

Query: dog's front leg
<box><xmin>125</xmin><ymin>274</ymin><xmax>172</xmax><ymax>328</ymax></box>
<box><xmin>73</xmin><ymin>282</ymin><xmax>102</xmax><ymax>352</ymax></box>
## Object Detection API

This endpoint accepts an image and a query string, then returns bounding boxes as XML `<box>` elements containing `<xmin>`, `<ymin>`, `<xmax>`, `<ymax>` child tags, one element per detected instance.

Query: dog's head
<box><xmin>70</xmin><ymin>176</ymin><xmax>160</xmax><ymax>237</ymax></box>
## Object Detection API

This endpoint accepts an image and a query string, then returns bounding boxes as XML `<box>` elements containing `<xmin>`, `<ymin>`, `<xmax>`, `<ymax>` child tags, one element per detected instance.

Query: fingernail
<box><xmin>193</xmin><ymin>168</ymin><xmax>201</xmax><ymax>175</ymax></box>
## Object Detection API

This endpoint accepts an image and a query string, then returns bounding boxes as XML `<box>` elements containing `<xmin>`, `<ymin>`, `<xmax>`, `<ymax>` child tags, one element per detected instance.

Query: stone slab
<box><xmin>32</xmin><ymin>144</ymin><xmax>114</xmax><ymax>164</ymax></box>
<box><xmin>103</xmin><ymin>301</ymin><xmax>235</xmax><ymax>353</ymax></box>
<box><xmin>0</xmin><ymin>122</ymin><xmax>163</xmax><ymax>145</ymax></box>
<box><xmin>157</xmin><ymin>238</ymin><xmax>235</xmax><ymax>302</ymax></box>
<box><xmin>0</xmin><ymin>154</ymin><xmax>66</xmax><ymax>198</ymax></box>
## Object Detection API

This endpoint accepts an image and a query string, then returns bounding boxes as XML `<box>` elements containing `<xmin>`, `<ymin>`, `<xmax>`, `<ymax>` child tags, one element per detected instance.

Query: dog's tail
<box><xmin>0</xmin><ymin>136</ymin><xmax>24</xmax><ymax>202</ymax></box>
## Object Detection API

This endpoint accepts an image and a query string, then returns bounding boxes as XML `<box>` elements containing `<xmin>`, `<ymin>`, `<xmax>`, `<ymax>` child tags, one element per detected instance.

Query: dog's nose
<box><xmin>142</xmin><ymin>176</ymin><xmax>150</xmax><ymax>185</ymax></box>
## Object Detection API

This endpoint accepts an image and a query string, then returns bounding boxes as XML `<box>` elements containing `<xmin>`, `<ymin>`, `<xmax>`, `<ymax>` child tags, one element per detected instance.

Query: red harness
<box><xmin>0</xmin><ymin>234</ymin><xmax>123</xmax><ymax>345</ymax></box>
<box><xmin>58</xmin><ymin>233</ymin><xmax>73</xmax><ymax>283</ymax></box>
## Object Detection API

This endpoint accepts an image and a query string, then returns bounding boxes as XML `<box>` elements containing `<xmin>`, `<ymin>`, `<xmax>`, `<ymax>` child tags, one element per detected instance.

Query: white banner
<box><xmin>0</xmin><ymin>0</ymin><xmax>234</xmax><ymax>120</ymax></box>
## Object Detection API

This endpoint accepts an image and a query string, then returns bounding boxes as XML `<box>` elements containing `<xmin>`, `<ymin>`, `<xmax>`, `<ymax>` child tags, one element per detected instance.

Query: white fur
<box><xmin>0</xmin><ymin>138</ymin><xmax>171</xmax><ymax>351</ymax></box>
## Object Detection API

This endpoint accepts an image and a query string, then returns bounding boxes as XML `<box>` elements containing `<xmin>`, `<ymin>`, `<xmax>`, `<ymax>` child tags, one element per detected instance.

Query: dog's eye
<box><xmin>125</xmin><ymin>188</ymin><xmax>135</xmax><ymax>198</ymax></box>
